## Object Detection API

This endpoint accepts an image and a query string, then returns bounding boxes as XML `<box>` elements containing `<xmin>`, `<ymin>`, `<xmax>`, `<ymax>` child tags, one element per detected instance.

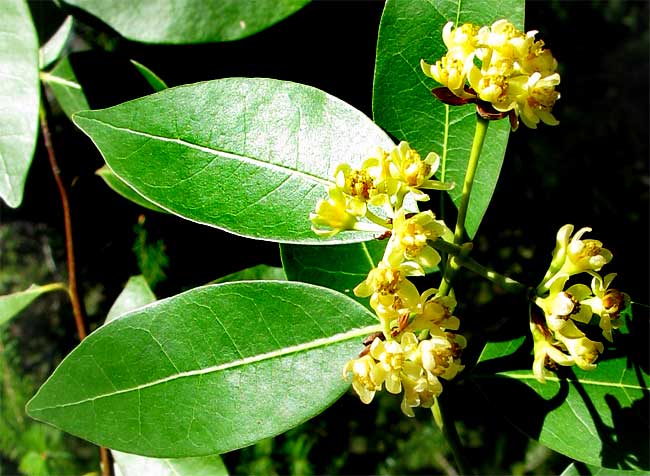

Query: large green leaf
<box><xmin>113</xmin><ymin>450</ymin><xmax>228</xmax><ymax>476</ymax></box>
<box><xmin>280</xmin><ymin>240</ymin><xmax>386</xmax><ymax>309</ymax></box>
<box><xmin>42</xmin><ymin>55</ymin><xmax>89</xmax><ymax>119</ymax></box>
<box><xmin>107</xmin><ymin>277</ymin><xmax>229</xmax><ymax>476</ymax></box>
<box><xmin>73</xmin><ymin>78</ymin><xmax>395</xmax><ymax>244</ymax></box>
<box><xmin>372</xmin><ymin>0</ymin><xmax>524</xmax><ymax>238</ymax></box>
<box><xmin>473</xmin><ymin>333</ymin><xmax>649</xmax><ymax>471</ymax></box>
<box><xmin>0</xmin><ymin>283</ymin><xmax>65</xmax><ymax>327</ymax></box>
<box><xmin>27</xmin><ymin>281</ymin><xmax>378</xmax><ymax>457</ymax></box>
<box><xmin>0</xmin><ymin>0</ymin><xmax>40</xmax><ymax>208</ymax></box>
<box><xmin>61</xmin><ymin>0</ymin><xmax>310</xmax><ymax>44</ymax></box>
<box><xmin>212</xmin><ymin>264</ymin><xmax>286</xmax><ymax>284</ymax></box>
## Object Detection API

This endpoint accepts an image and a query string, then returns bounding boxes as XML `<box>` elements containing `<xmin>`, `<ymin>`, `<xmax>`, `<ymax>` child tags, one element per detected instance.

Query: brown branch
<box><xmin>39</xmin><ymin>96</ymin><xmax>112</xmax><ymax>476</ymax></box>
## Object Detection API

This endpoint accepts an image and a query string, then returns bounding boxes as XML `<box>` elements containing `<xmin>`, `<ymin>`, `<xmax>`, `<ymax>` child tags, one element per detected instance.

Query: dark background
<box><xmin>1</xmin><ymin>1</ymin><xmax>648</xmax><ymax>475</ymax></box>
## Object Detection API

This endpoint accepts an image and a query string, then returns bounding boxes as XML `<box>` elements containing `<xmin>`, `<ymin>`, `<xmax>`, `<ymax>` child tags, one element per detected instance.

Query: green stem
<box><xmin>431</xmin><ymin>238</ymin><xmax>530</xmax><ymax>296</ymax></box>
<box><xmin>437</xmin><ymin>394</ymin><xmax>473</xmax><ymax>476</ymax></box>
<box><xmin>364</xmin><ymin>209</ymin><xmax>391</xmax><ymax>229</ymax></box>
<box><xmin>438</xmin><ymin>116</ymin><xmax>490</xmax><ymax>296</ymax></box>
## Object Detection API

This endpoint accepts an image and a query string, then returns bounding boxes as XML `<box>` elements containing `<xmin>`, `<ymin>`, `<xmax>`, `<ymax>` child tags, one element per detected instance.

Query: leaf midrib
<box><xmin>29</xmin><ymin>324</ymin><xmax>379</xmax><ymax>412</ymax></box>
<box><xmin>477</xmin><ymin>372</ymin><xmax>646</xmax><ymax>391</ymax></box>
<box><xmin>74</xmin><ymin>115</ymin><xmax>334</xmax><ymax>188</ymax></box>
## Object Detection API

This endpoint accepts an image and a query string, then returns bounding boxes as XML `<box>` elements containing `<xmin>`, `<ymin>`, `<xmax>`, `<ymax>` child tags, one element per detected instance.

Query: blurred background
<box><xmin>1</xmin><ymin>1</ymin><xmax>648</xmax><ymax>474</ymax></box>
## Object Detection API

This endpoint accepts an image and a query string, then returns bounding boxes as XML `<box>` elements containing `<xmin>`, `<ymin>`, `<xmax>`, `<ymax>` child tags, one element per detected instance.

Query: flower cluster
<box><xmin>421</xmin><ymin>19</ymin><xmax>560</xmax><ymax>129</ymax></box>
<box><xmin>531</xmin><ymin>224</ymin><xmax>629</xmax><ymax>382</ymax></box>
<box><xmin>310</xmin><ymin>142</ymin><xmax>453</xmax><ymax>237</ymax></box>
<box><xmin>310</xmin><ymin>142</ymin><xmax>467</xmax><ymax>417</ymax></box>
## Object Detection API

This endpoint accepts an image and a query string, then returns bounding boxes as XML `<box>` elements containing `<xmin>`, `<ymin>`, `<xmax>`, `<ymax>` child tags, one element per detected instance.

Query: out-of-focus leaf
<box><xmin>280</xmin><ymin>240</ymin><xmax>386</xmax><ymax>309</ymax></box>
<box><xmin>61</xmin><ymin>0</ymin><xmax>311</xmax><ymax>44</ymax></box>
<box><xmin>372</xmin><ymin>0</ymin><xmax>524</xmax><ymax>238</ymax></box>
<box><xmin>0</xmin><ymin>0</ymin><xmax>40</xmax><ymax>208</ymax></box>
<box><xmin>42</xmin><ymin>55</ymin><xmax>89</xmax><ymax>119</ymax></box>
<box><xmin>113</xmin><ymin>450</ymin><xmax>228</xmax><ymax>476</ymax></box>
<box><xmin>0</xmin><ymin>283</ymin><xmax>65</xmax><ymax>327</ymax></box>
<box><xmin>130</xmin><ymin>59</ymin><xmax>168</xmax><ymax>92</ymax></box>
<box><xmin>27</xmin><ymin>281</ymin><xmax>378</xmax><ymax>457</ymax></box>
<box><xmin>73</xmin><ymin>78</ymin><xmax>394</xmax><ymax>244</ymax></box>
<box><xmin>561</xmin><ymin>461</ymin><xmax>648</xmax><ymax>476</ymax></box>
<box><xmin>105</xmin><ymin>275</ymin><xmax>156</xmax><ymax>324</ymax></box>
<box><xmin>96</xmin><ymin>165</ymin><xmax>168</xmax><ymax>213</ymax></box>
<box><xmin>39</xmin><ymin>16</ymin><xmax>73</xmax><ymax>69</ymax></box>
<box><xmin>474</xmin><ymin>328</ymin><xmax>649</xmax><ymax>471</ymax></box>
<box><xmin>212</xmin><ymin>264</ymin><xmax>286</xmax><ymax>284</ymax></box>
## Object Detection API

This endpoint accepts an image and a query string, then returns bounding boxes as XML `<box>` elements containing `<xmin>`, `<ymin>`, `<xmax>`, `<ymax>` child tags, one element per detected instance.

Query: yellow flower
<box><xmin>530</xmin><ymin>321</ymin><xmax>575</xmax><ymax>383</ymax></box>
<box><xmin>384</xmin><ymin>210</ymin><xmax>451</xmax><ymax>270</ymax></box>
<box><xmin>535</xmin><ymin>279</ymin><xmax>593</xmax><ymax>331</ymax></box>
<box><xmin>580</xmin><ymin>273</ymin><xmax>629</xmax><ymax>342</ymax></box>
<box><xmin>556</xmin><ymin>321</ymin><xmax>604</xmax><ymax>371</ymax></box>
<box><xmin>418</xmin><ymin>330</ymin><xmax>466</xmax><ymax>381</ymax></box>
<box><xmin>343</xmin><ymin>354</ymin><xmax>381</xmax><ymax>404</ymax></box>
<box><xmin>406</xmin><ymin>288</ymin><xmax>460</xmax><ymax>333</ymax></box>
<box><xmin>386</xmin><ymin>142</ymin><xmax>453</xmax><ymax>204</ymax></box>
<box><xmin>559</xmin><ymin>225</ymin><xmax>613</xmax><ymax>276</ymax></box>
<box><xmin>400</xmin><ymin>365</ymin><xmax>442</xmax><ymax>417</ymax></box>
<box><xmin>369</xmin><ymin>338</ymin><xmax>405</xmax><ymax>394</ymax></box>
<box><xmin>354</xmin><ymin>260</ymin><xmax>423</xmax><ymax>319</ymax></box>
<box><xmin>309</xmin><ymin>186</ymin><xmax>385</xmax><ymax>237</ymax></box>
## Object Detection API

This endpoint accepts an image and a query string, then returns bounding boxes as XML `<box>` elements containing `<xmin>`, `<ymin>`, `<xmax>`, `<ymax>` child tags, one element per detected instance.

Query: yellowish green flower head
<box><xmin>530</xmin><ymin>321</ymin><xmax>575</xmax><ymax>383</ymax></box>
<box><xmin>555</xmin><ymin>320</ymin><xmax>604</xmax><ymax>371</ymax></box>
<box><xmin>554</xmin><ymin>225</ymin><xmax>613</xmax><ymax>276</ymax></box>
<box><xmin>406</xmin><ymin>289</ymin><xmax>460</xmax><ymax>334</ymax></box>
<box><xmin>535</xmin><ymin>279</ymin><xmax>593</xmax><ymax>332</ymax></box>
<box><xmin>309</xmin><ymin>186</ymin><xmax>385</xmax><ymax>237</ymax></box>
<box><xmin>580</xmin><ymin>273</ymin><xmax>629</xmax><ymax>342</ymax></box>
<box><xmin>422</xmin><ymin>19</ymin><xmax>561</xmax><ymax>129</ymax></box>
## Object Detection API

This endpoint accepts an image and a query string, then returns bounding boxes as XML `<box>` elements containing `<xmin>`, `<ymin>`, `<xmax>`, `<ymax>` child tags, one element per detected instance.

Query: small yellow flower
<box><xmin>343</xmin><ymin>354</ymin><xmax>381</xmax><ymax>404</ymax></box>
<box><xmin>558</xmin><ymin>225</ymin><xmax>613</xmax><ymax>276</ymax></box>
<box><xmin>406</xmin><ymin>288</ymin><xmax>460</xmax><ymax>333</ymax></box>
<box><xmin>535</xmin><ymin>279</ymin><xmax>593</xmax><ymax>331</ymax></box>
<box><xmin>384</xmin><ymin>210</ymin><xmax>451</xmax><ymax>270</ymax></box>
<box><xmin>309</xmin><ymin>186</ymin><xmax>385</xmax><ymax>237</ymax></box>
<box><xmin>354</xmin><ymin>261</ymin><xmax>423</xmax><ymax>317</ymax></box>
<box><xmin>530</xmin><ymin>321</ymin><xmax>575</xmax><ymax>383</ymax></box>
<box><xmin>556</xmin><ymin>321</ymin><xmax>605</xmax><ymax>371</ymax></box>
<box><xmin>418</xmin><ymin>330</ymin><xmax>466</xmax><ymax>381</ymax></box>
<box><xmin>580</xmin><ymin>273</ymin><xmax>629</xmax><ymax>342</ymax></box>
<box><xmin>386</xmin><ymin>142</ymin><xmax>453</xmax><ymax>204</ymax></box>
<box><xmin>369</xmin><ymin>338</ymin><xmax>405</xmax><ymax>394</ymax></box>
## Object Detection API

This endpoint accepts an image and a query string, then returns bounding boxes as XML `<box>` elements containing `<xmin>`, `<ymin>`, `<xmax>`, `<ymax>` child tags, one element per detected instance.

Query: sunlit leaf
<box><xmin>42</xmin><ymin>55</ymin><xmax>89</xmax><ymax>119</ymax></box>
<box><xmin>130</xmin><ymin>59</ymin><xmax>168</xmax><ymax>92</ymax></box>
<box><xmin>113</xmin><ymin>450</ymin><xmax>228</xmax><ymax>476</ymax></box>
<box><xmin>96</xmin><ymin>165</ymin><xmax>168</xmax><ymax>214</ymax></box>
<box><xmin>61</xmin><ymin>0</ymin><xmax>311</xmax><ymax>44</ymax></box>
<box><xmin>280</xmin><ymin>240</ymin><xmax>386</xmax><ymax>309</ymax></box>
<box><xmin>373</xmin><ymin>0</ymin><xmax>524</xmax><ymax>238</ymax></box>
<box><xmin>212</xmin><ymin>264</ymin><xmax>286</xmax><ymax>284</ymax></box>
<box><xmin>27</xmin><ymin>281</ymin><xmax>378</xmax><ymax>457</ymax></box>
<box><xmin>0</xmin><ymin>283</ymin><xmax>66</xmax><ymax>327</ymax></box>
<box><xmin>474</xmin><ymin>326</ymin><xmax>649</xmax><ymax>471</ymax></box>
<box><xmin>73</xmin><ymin>78</ymin><xmax>394</xmax><ymax>244</ymax></box>
<box><xmin>560</xmin><ymin>461</ymin><xmax>647</xmax><ymax>476</ymax></box>
<box><xmin>106</xmin><ymin>275</ymin><xmax>157</xmax><ymax>324</ymax></box>
<box><xmin>39</xmin><ymin>16</ymin><xmax>73</xmax><ymax>70</ymax></box>
<box><xmin>0</xmin><ymin>0</ymin><xmax>40</xmax><ymax>208</ymax></box>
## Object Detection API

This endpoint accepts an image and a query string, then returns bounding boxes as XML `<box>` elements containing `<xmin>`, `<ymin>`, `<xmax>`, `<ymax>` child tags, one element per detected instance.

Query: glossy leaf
<box><xmin>39</xmin><ymin>16</ymin><xmax>73</xmax><ymax>69</ymax></box>
<box><xmin>61</xmin><ymin>0</ymin><xmax>310</xmax><ymax>44</ymax></box>
<box><xmin>26</xmin><ymin>281</ymin><xmax>378</xmax><ymax>457</ymax></box>
<box><xmin>0</xmin><ymin>0</ymin><xmax>40</xmax><ymax>208</ymax></box>
<box><xmin>106</xmin><ymin>275</ymin><xmax>157</xmax><ymax>324</ymax></box>
<box><xmin>212</xmin><ymin>264</ymin><xmax>286</xmax><ymax>284</ymax></box>
<box><xmin>107</xmin><ymin>278</ymin><xmax>229</xmax><ymax>476</ymax></box>
<box><xmin>113</xmin><ymin>450</ymin><xmax>228</xmax><ymax>476</ymax></box>
<box><xmin>73</xmin><ymin>78</ymin><xmax>395</xmax><ymax>244</ymax></box>
<box><xmin>561</xmin><ymin>462</ymin><xmax>647</xmax><ymax>476</ymax></box>
<box><xmin>96</xmin><ymin>165</ymin><xmax>168</xmax><ymax>214</ymax></box>
<box><xmin>130</xmin><ymin>60</ymin><xmax>168</xmax><ymax>92</ymax></box>
<box><xmin>0</xmin><ymin>283</ymin><xmax>65</xmax><ymax>327</ymax></box>
<box><xmin>280</xmin><ymin>240</ymin><xmax>386</xmax><ymax>309</ymax></box>
<box><xmin>372</xmin><ymin>0</ymin><xmax>524</xmax><ymax>238</ymax></box>
<box><xmin>43</xmin><ymin>55</ymin><xmax>89</xmax><ymax>119</ymax></box>
<box><xmin>474</xmin><ymin>333</ymin><xmax>649</xmax><ymax>470</ymax></box>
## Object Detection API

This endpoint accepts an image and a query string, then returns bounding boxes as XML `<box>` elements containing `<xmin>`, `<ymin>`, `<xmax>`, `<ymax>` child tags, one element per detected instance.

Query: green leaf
<box><xmin>61</xmin><ymin>0</ymin><xmax>310</xmax><ymax>44</ymax></box>
<box><xmin>0</xmin><ymin>283</ymin><xmax>65</xmax><ymax>327</ymax></box>
<box><xmin>474</xmin><ymin>333</ymin><xmax>649</xmax><ymax>470</ymax></box>
<box><xmin>26</xmin><ymin>281</ymin><xmax>378</xmax><ymax>457</ymax></box>
<box><xmin>372</xmin><ymin>0</ymin><xmax>524</xmax><ymax>238</ymax></box>
<box><xmin>212</xmin><ymin>264</ymin><xmax>286</xmax><ymax>284</ymax></box>
<box><xmin>0</xmin><ymin>0</ymin><xmax>40</xmax><ymax>208</ymax></box>
<box><xmin>280</xmin><ymin>240</ymin><xmax>386</xmax><ymax>309</ymax></box>
<box><xmin>113</xmin><ymin>450</ymin><xmax>228</xmax><ymax>476</ymax></box>
<box><xmin>96</xmin><ymin>165</ymin><xmax>168</xmax><ymax>213</ymax></box>
<box><xmin>106</xmin><ymin>275</ymin><xmax>157</xmax><ymax>324</ymax></box>
<box><xmin>130</xmin><ymin>59</ymin><xmax>168</xmax><ymax>92</ymax></box>
<box><xmin>42</xmin><ymin>55</ymin><xmax>89</xmax><ymax>119</ymax></box>
<box><xmin>72</xmin><ymin>78</ymin><xmax>395</xmax><ymax>244</ymax></box>
<box><xmin>39</xmin><ymin>16</ymin><xmax>73</xmax><ymax>70</ymax></box>
<box><xmin>107</xmin><ymin>278</ymin><xmax>229</xmax><ymax>476</ymax></box>
<box><xmin>561</xmin><ymin>461</ymin><xmax>648</xmax><ymax>476</ymax></box>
